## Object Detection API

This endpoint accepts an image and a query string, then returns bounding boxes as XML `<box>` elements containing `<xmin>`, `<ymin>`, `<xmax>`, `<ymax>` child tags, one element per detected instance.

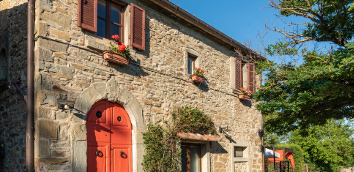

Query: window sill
<box><xmin>85</xmin><ymin>34</ymin><xmax>138</xmax><ymax>62</ymax></box>
<box><xmin>85</xmin><ymin>34</ymin><xmax>110</xmax><ymax>52</ymax></box>
<box><xmin>234</xmin><ymin>157</ymin><xmax>248</xmax><ymax>162</ymax></box>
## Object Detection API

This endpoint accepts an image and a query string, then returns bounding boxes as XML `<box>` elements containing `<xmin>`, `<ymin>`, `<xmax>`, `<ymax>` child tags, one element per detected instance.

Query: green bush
<box><xmin>172</xmin><ymin>106</ymin><xmax>216</xmax><ymax>135</ymax></box>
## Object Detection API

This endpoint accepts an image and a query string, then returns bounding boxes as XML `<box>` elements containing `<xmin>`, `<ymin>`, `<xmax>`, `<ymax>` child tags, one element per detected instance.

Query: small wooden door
<box><xmin>87</xmin><ymin>100</ymin><xmax>132</xmax><ymax>172</ymax></box>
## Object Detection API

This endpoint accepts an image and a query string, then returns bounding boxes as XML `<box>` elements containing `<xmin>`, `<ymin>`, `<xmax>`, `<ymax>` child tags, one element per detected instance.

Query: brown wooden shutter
<box><xmin>235</xmin><ymin>58</ymin><xmax>243</xmax><ymax>90</ymax></box>
<box><xmin>78</xmin><ymin>0</ymin><xmax>97</xmax><ymax>32</ymax></box>
<box><xmin>248</xmin><ymin>63</ymin><xmax>256</xmax><ymax>92</ymax></box>
<box><xmin>130</xmin><ymin>3</ymin><xmax>145</xmax><ymax>50</ymax></box>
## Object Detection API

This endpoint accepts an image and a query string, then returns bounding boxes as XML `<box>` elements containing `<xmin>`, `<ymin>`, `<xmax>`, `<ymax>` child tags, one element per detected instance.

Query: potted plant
<box><xmin>103</xmin><ymin>35</ymin><xmax>131</xmax><ymax>65</ymax></box>
<box><xmin>191</xmin><ymin>68</ymin><xmax>205</xmax><ymax>83</ymax></box>
<box><xmin>239</xmin><ymin>87</ymin><xmax>253</xmax><ymax>100</ymax></box>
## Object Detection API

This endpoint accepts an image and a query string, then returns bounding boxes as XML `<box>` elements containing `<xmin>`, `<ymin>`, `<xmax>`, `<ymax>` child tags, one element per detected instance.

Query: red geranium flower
<box><xmin>112</xmin><ymin>35</ymin><xmax>119</xmax><ymax>41</ymax></box>
<box><xmin>119</xmin><ymin>44</ymin><xmax>126</xmax><ymax>52</ymax></box>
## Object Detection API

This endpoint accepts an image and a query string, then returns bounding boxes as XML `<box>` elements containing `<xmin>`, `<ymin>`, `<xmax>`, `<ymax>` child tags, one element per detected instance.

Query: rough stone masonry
<box><xmin>0</xmin><ymin>0</ymin><xmax>264</xmax><ymax>171</ymax></box>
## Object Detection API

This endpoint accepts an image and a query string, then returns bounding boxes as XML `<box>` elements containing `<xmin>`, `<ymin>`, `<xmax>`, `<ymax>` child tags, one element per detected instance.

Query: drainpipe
<box><xmin>26</xmin><ymin>0</ymin><xmax>35</xmax><ymax>171</ymax></box>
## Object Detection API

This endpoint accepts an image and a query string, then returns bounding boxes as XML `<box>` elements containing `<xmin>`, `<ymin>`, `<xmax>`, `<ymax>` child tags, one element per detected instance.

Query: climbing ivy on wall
<box><xmin>142</xmin><ymin>124</ymin><xmax>181</xmax><ymax>172</ymax></box>
<box><xmin>142</xmin><ymin>106</ymin><xmax>217</xmax><ymax>172</ymax></box>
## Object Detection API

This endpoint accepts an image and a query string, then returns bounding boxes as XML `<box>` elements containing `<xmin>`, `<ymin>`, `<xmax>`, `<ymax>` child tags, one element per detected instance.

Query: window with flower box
<box><xmin>78</xmin><ymin>0</ymin><xmax>145</xmax><ymax>50</ymax></box>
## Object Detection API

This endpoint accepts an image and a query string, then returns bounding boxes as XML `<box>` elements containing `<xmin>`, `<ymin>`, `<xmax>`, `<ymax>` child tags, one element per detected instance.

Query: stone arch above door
<box><xmin>71</xmin><ymin>77</ymin><xmax>145</xmax><ymax>172</ymax></box>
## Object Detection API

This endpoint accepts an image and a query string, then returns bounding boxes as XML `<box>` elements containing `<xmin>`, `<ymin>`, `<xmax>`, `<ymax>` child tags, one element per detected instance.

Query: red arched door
<box><xmin>87</xmin><ymin>100</ymin><xmax>132</xmax><ymax>172</ymax></box>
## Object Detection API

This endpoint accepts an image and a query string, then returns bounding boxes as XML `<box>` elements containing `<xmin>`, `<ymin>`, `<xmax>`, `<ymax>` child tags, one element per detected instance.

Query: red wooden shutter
<box><xmin>248</xmin><ymin>63</ymin><xmax>256</xmax><ymax>92</ymax></box>
<box><xmin>235</xmin><ymin>58</ymin><xmax>243</xmax><ymax>90</ymax></box>
<box><xmin>130</xmin><ymin>3</ymin><xmax>145</xmax><ymax>50</ymax></box>
<box><xmin>78</xmin><ymin>0</ymin><xmax>97</xmax><ymax>32</ymax></box>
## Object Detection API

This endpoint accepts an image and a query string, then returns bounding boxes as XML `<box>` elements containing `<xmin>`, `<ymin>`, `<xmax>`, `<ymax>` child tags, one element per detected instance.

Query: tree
<box><xmin>254</xmin><ymin>0</ymin><xmax>354</xmax><ymax>134</ymax></box>
<box><xmin>288</xmin><ymin>120</ymin><xmax>354</xmax><ymax>171</ymax></box>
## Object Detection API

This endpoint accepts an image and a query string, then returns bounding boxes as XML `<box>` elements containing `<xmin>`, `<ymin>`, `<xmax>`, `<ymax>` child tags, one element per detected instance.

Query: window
<box><xmin>97</xmin><ymin>0</ymin><xmax>124</xmax><ymax>40</ymax></box>
<box><xmin>181</xmin><ymin>143</ymin><xmax>201</xmax><ymax>172</ymax></box>
<box><xmin>187</xmin><ymin>54</ymin><xmax>197</xmax><ymax>75</ymax></box>
<box><xmin>234</xmin><ymin>147</ymin><xmax>246</xmax><ymax>157</ymax></box>
<box><xmin>231</xmin><ymin>144</ymin><xmax>249</xmax><ymax>172</ymax></box>
<box><xmin>233</xmin><ymin>57</ymin><xmax>256</xmax><ymax>92</ymax></box>
<box><xmin>78</xmin><ymin>1</ymin><xmax>145</xmax><ymax>50</ymax></box>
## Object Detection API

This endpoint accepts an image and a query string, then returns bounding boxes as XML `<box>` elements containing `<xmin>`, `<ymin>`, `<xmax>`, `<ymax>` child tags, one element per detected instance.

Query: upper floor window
<box><xmin>78</xmin><ymin>0</ymin><xmax>146</xmax><ymax>50</ymax></box>
<box><xmin>234</xmin><ymin>57</ymin><xmax>256</xmax><ymax>92</ymax></box>
<box><xmin>97</xmin><ymin>0</ymin><xmax>123</xmax><ymax>40</ymax></box>
<box><xmin>187</xmin><ymin>53</ymin><xmax>197</xmax><ymax>74</ymax></box>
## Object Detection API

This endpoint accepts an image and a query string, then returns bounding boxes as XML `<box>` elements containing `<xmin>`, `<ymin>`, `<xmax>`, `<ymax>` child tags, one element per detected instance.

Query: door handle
<box><xmin>120</xmin><ymin>151</ymin><xmax>127</xmax><ymax>159</ymax></box>
<box><xmin>96</xmin><ymin>149</ymin><xmax>103</xmax><ymax>157</ymax></box>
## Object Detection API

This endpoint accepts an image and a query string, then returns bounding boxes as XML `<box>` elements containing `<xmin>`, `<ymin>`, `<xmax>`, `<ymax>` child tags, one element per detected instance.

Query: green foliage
<box><xmin>193</xmin><ymin>68</ymin><xmax>205</xmax><ymax>77</ymax></box>
<box><xmin>142</xmin><ymin>107</ymin><xmax>216</xmax><ymax>172</ymax></box>
<box><xmin>287</xmin><ymin>120</ymin><xmax>354</xmax><ymax>172</ymax></box>
<box><xmin>109</xmin><ymin>41</ymin><xmax>131</xmax><ymax>58</ymax></box>
<box><xmin>256</xmin><ymin>0</ymin><xmax>354</xmax><ymax>133</ymax></box>
<box><xmin>172</xmin><ymin>106</ymin><xmax>216</xmax><ymax>135</ymax></box>
<box><xmin>277</xmin><ymin>0</ymin><xmax>354</xmax><ymax>46</ymax></box>
<box><xmin>275</xmin><ymin>144</ymin><xmax>305</xmax><ymax>172</ymax></box>
<box><xmin>255</xmin><ymin>42</ymin><xmax>354</xmax><ymax>134</ymax></box>
<box><xmin>142</xmin><ymin>124</ymin><xmax>181</xmax><ymax>172</ymax></box>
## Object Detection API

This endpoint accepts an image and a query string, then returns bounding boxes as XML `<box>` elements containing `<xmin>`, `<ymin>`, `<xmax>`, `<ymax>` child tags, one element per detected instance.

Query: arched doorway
<box><xmin>86</xmin><ymin>100</ymin><xmax>132</xmax><ymax>172</ymax></box>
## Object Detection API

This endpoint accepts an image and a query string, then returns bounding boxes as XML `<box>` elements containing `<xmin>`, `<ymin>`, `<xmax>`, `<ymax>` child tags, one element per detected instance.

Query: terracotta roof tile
<box><xmin>177</xmin><ymin>132</ymin><xmax>221</xmax><ymax>142</ymax></box>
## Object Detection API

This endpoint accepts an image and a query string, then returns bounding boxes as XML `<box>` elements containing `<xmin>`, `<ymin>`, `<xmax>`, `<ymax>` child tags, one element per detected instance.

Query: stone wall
<box><xmin>32</xmin><ymin>0</ymin><xmax>263</xmax><ymax>171</ymax></box>
<box><xmin>0</xmin><ymin>0</ymin><xmax>28</xmax><ymax>171</ymax></box>
<box><xmin>340</xmin><ymin>167</ymin><xmax>354</xmax><ymax>172</ymax></box>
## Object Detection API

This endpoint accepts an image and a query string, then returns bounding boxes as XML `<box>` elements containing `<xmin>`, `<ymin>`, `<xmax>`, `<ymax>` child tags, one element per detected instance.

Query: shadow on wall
<box><xmin>210</xmin><ymin>141</ymin><xmax>228</xmax><ymax>154</ymax></box>
<box><xmin>0</xmin><ymin>2</ymin><xmax>29</xmax><ymax>171</ymax></box>
<box><xmin>110</xmin><ymin>61</ymin><xmax>150</xmax><ymax>78</ymax></box>
<box><xmin>240</xmin><ymin>99</ymin><xmax>252</xmax><ymax>107</ymax></box>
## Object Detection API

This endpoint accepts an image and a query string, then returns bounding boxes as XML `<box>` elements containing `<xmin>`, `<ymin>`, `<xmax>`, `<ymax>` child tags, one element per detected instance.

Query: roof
<box><xmin>140</xmin><ymin>0</ymin><xmax>266</xmax><ymax>61</ymax></box>
<box><xmin>177</xmin><ymin>132</ymin><xmax>221</xmax><ymax>142</ymax></box>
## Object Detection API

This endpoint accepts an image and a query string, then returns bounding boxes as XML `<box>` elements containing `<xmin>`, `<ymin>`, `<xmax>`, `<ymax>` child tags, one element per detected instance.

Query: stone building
<box><xmin>0</xmin><ymin>0</ymin><xmax>264</xmax><ymax>171</ymax></box>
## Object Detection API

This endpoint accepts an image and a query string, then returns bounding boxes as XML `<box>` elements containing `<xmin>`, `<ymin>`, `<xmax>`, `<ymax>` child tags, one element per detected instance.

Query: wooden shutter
<box><xmin>130</xmin><ymin>3</ymin><xmax>145</xmax><ymax>50</ymax></box>
<box><xmin>248</xmin><ymin>63</ymin><xmax>255</xmax><ymax>92</ymax></box>
<box><xmin>235</xmin><ymin>58</ymin><xmax>243</xmax><ymax>90</ymax></box>
<box><xmin>78</xmin><ymin>0</ymin><xmax>97</xmax><ymax>32</ymax></box>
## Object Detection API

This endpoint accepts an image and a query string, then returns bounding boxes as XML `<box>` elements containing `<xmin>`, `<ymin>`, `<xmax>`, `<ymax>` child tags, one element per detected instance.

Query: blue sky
<box><xmin>169</xmin><ymin>0</ymin><xmax>313</xmax><ymax>63</ymax></box>
<box><xmin>169</xmin><ymin>0</ymin><xmax>281</xmax><ymax>52</ymax></box>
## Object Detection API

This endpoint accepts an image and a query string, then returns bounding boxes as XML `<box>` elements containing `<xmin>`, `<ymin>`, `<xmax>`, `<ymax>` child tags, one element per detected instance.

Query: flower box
<box><xmin>103</xmin><ymin>51</ymin><xmax>129</xmax><ymax>65</ymax></box>
<box><xmin>191</xmin><ymin>74</ymin><xmax>203</xmax><ymax>83</ymax></box>
<box><xmin>238</xmin><ymin>94</ymin><xmax>251</xmax><ymax>101</ymax></box>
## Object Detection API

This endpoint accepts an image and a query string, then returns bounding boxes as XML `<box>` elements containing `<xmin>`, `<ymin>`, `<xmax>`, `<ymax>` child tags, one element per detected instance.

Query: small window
<box><xmin>97</xmin><ymin>0</ymin><xmax>124</xmax><ymax>40</ymax></box>
<box><xmin>181</xmin><ymin>143</ymin><xmax>201</xmax><ymax>172</ymax></box>
<box><xmin>187</xmin><ymin>54</ymin><xmax>197</xmax><ymax>75</ymax></box>
<box><xmin>234</xmin><ymin>147</ymin><xmax>245</xmax><ymax>157</ymax></box>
